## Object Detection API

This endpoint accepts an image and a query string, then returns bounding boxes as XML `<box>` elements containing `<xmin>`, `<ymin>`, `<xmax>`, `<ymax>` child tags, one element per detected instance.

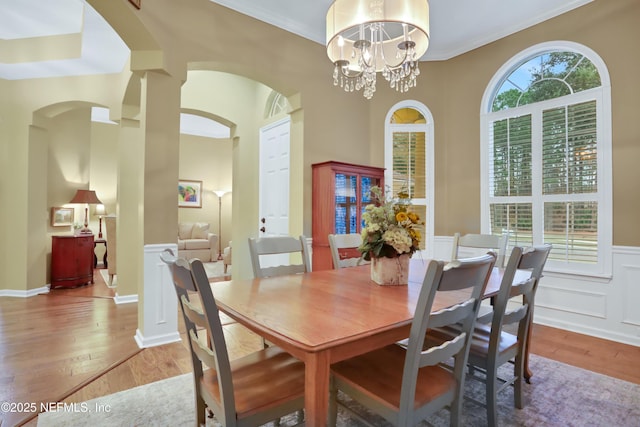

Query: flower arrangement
<box><xmin>358</xmin><ymin>186</ymin><xmax>423</xmax><ymax>261</ymax></box>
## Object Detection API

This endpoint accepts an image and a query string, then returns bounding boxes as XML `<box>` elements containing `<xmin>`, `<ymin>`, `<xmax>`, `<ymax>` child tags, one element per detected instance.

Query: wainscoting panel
<box><xmin>621</xmin><ymin>263</ymin><xmax>640</xmax><ymax>327</ymax></box>
<box><xmin>134</xmin><ymin>243</ymin><xmax>181</xmax><ymax>348</ymax></box>
<box><xmin>433</xmin><ymin>237</ymin><xmax>640</xmax><ymax>346</ymax></box>
<box><xmin>536</xmin><ymin>280</ymin><xmax>607</xmax><ymax>319</ymax></box>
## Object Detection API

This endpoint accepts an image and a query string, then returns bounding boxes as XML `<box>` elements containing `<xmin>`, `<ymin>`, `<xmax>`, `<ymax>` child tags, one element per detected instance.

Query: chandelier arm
<box><xmin>379</xmin><ymin>44</ymin><xmax>412</xmax><ymax>71</ymax></box>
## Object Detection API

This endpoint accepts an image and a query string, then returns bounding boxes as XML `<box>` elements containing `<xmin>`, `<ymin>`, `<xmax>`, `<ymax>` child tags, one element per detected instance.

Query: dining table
<box><xmin>210</xmin><ymin>258</ymin><xmax>531</xmax><ymax>427</ymax></box>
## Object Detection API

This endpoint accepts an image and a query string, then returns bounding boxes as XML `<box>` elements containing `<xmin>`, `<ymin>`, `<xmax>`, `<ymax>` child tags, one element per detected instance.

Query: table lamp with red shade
<box><xmin>69</xmin><ymin>189</ymin><xmax>103</xmax><ymax>234</ymax></box>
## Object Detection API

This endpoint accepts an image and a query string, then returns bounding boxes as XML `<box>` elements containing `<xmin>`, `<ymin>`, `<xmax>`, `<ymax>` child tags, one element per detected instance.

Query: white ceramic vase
<box><xmin>370</xmin><ymin>253</ymin><xmax>410</xmax><ymax>286</ymax></box>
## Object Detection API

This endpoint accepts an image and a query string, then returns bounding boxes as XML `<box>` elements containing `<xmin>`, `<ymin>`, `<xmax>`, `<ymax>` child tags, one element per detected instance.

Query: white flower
<box><xmin>382</xmin><ymin>227</ymin><xmax>412</xmax><ymax>254</ymax></box>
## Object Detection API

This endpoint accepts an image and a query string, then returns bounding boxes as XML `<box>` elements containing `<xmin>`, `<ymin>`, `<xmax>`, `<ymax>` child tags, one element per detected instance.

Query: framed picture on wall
<box><xmin>178</xmin><ymin>180</ymin><xmax>202</xmax><ymax>208</ymax></box>
<box><xmin>51</xmin><ymin>207</ymin><xmax>74</xmax><ymax>227</ymax></box>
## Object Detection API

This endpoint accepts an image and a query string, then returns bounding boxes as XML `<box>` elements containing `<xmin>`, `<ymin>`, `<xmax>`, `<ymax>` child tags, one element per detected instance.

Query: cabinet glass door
<box><xmin>335</xmin><ymin>173</ymin><xmax>358</xmax><ymax>234</ymax></box>
<box><xmin>360</xmin><ymin>175</ymin><xmax>380</xmax><ymax>229</ymax></box>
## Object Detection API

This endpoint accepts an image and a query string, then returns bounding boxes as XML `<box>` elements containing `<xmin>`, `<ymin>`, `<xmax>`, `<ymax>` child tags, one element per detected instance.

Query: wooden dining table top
<box><xmin>210</xmin><ymin>259</ymin><xmax>530</xmax><ymax>426</ymax></box>
<box><xmin>211</xmin><ymin>260</ymin><xmax>514</xmax><ymax>353</ymax></box>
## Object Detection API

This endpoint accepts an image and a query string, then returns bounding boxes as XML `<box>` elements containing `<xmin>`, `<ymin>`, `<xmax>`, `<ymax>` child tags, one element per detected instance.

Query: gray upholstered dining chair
<box><xmin>451</xmin><ymin>232</ymin><xmax>510</xmax><ymax>268</ymax></box>
<box><xmin>160</xmin><ymin>249</ymin><xmax>305</xmax><ymax>427</ymax></box>
<box><xmin>248</xmin><ymin>235</ymin><xmax>310</xmax><ymax>278</ymax></box>
<box><xmin>429</xmin><ymin>244</ymin><xmax>551</xmax><ymax>426</ymax></box>
<box><xmin>328</xmin><ymin>253</ymin><xmax>496</xmax><ymax>427</ymax></box>
<box><xmin>328</xmin><ymin>233</ymin><xmax>368</xmax><ymax>269</ymax></box>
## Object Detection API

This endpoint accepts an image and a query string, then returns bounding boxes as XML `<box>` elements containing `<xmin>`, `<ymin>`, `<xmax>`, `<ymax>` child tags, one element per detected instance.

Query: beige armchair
<box><xmin>104</xmin><ymin>215</ymin><xmax>116</xmax><ymax>286</ymax></box>
<box><xmin>177</xmin><ymin>222</ymin><xmax>218</xmax><ymax>262</ymax></box>
<box><xmin>222</xmin><ymin>241</ymin><xmax>232</xmax><ymax>273</ymax></box>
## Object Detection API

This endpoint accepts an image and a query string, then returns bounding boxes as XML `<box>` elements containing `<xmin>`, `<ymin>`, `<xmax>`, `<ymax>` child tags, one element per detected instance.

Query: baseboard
<box><xmin>0</xmin><ymin>285</ymin><xmax>50</xmax><ymax>298</ymax></box>
<box><xmin>114</xmin><ymin>293</ymin><xmax>138</xmax><ymax>304</ymax></box>
<box><xmin>134</xmin><ymin>328</ymin><xmax>181</xmax><ymax>349</ymax></box>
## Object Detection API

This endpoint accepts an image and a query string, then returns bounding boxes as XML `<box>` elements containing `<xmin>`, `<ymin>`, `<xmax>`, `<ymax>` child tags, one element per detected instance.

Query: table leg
<box><xmin>305</xmin><ymin>351</ymin><xmax>331</xmax><ymax>427</ymax></box>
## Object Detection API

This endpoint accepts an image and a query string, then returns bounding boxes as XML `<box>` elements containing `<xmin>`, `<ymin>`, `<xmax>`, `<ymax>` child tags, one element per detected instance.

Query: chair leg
<box><xmin>514</xmin><ymin>353</ymin><xmax>525</xmax><ymax>409</ymax></box>
<box><xmin>196</xmin><ymin>396</ymin><xmax>206</xmax><ymax>427</ymax></box>
<box><xmin>486</xmin><ymin>361</ymin><xmax>499</xmax><ymax>427</ymax></box>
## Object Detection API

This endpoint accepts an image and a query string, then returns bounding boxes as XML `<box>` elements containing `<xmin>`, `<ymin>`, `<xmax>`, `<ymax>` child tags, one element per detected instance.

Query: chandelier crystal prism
<box><xmin>326</xmin><ymin>0</ymin><xmax>430</xmax><ymax>99</ymax></box>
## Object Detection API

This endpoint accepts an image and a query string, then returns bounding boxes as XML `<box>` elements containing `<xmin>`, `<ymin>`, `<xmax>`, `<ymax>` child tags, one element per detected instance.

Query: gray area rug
<box><xmin>38</xmin><ymin>354</ymin><xmax>640</xmax><ymax>426</ymax></box>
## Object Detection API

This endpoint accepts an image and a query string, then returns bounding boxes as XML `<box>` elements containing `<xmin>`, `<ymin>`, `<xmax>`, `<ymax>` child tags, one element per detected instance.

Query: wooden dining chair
<box><xmin>451</xmin><ymin>232</ymin><xmax>510</xmax><ymax>268</ymax></box>
<box><xmin>247</xmin><ymin>233</ymin><xmax>312</xmax><ymax>405</ymax></box>
<box><xmin>160</xmin><ymin>249</ymin><xmax>305</xmax><ymax>427</ymax></box>
<box><xmin>328</xmin><ymin>253</ymin><xmax>496</xmax><ymax>427</ymax></box>
<box><xmin>248</xmin><ymin>235</ymin><xmax>310</xmax><ymax>278</ymax></box>
<box><xmin>429</xmin><ymin>244</ymin><xmax>551</xmax><ymax>427</ymax></box>
<box><xmin>328</xmin><ymin>233</ymin><xmax>368</xmax><ymax>269</ymax></box>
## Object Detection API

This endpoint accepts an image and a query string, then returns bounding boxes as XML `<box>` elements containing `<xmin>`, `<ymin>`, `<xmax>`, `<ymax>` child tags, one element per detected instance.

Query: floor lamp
<box><xmin>213</xmin><ymin>190</ymin><xmax>229</xmax><ymax>260</ymax></box>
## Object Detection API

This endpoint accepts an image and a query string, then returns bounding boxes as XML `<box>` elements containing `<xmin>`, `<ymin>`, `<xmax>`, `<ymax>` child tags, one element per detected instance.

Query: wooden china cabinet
<box><xmin>51</xmin><ymin>235</ymin><xmax>95</xmax><ymax>289</ymax></box>
<box><xmin>312</xmin><ymin>161</ymin><xmax>384</xmax><ymax>270</ymax></box>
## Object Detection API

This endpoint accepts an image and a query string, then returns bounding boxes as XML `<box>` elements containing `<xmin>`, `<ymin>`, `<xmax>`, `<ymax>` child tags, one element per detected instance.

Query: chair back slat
<box><xmin>249</xmin><ymin>235</ymin><xmax>311</xmax><ymax>278</ymax></box>
<box><xmin>189</xmin><ymin>329</ymin><xmax>218</xmax><ymax>370</ymax></box>
<box><xmin>502</xmin><ymin>305</ymin><xmax>528</xmax><ymax>325</ymax></box>
<box><xmin>420</xmin><ymin>333</ymin><xmax>466</xmax><ymax>368</ymax></box>
<box><xmin>452</xmin><ymin>232</ymin><xmax>509</xmax><ymax>268</ymax></box>
<box><xmin>428</xmin><ymin>298</ymin><xmax>475</xmax><ymax>329</ymax></box>
<box><xmin>259</xmin><ymin>264</ymin><xmax>306</xmax><ymax>278</ymax></box>
<box><xmin>181</xmin><ymin>295</ymin><xmax>207</xmax><ymax>329</ymax></box>
<box><xmin>328</xmin><ymin>233</ymin><xmax>368</xmax><ymax>269</ymax></box>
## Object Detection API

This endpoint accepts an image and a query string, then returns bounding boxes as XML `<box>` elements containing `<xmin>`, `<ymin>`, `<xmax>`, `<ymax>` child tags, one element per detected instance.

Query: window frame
<box><xmin>480</xmin><ymin>41</ymin><xmax>612</xmax><ymax>277</ymax></box>
<box><xmin>385</xmin><ymin>100</ymin><xmax>435</xmax><ymax>259</ymax></box>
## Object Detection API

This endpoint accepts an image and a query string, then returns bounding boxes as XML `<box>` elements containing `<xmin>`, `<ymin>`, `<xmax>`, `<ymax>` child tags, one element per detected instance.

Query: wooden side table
<box><xmin>94</xmin><ymin>238</ymin><xmax>108</xmax><ymax>268</ymax></box>
<box><xmin>51</xmin><ymin>235</ymin><xmax>94</xmax><ymax>289</ymax></box>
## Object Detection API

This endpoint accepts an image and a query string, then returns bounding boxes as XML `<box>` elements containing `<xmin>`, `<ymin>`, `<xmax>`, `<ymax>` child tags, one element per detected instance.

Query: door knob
<box><xmin>261</xmin><ymin>218</ymin><xmax>266</xmax><ymax>223</ymax></box>
<box><xmin>260</xmin><ymin>227</ymin><xmax>266</xmax><ymax>233</ymax></box>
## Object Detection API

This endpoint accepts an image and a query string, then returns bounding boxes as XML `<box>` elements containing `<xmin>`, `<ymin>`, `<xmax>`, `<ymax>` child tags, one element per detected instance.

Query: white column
<box><xmin>134</xmin><ymin>243</ymin><xmax>180</xmax><ymax>348</ymax></box>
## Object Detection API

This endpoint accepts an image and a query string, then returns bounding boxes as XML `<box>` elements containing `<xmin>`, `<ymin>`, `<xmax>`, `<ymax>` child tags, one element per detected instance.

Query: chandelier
<box><xmin>326</xmin><ymin>0</ymin><xmax>430</xmax><ymax>99</ymax></box>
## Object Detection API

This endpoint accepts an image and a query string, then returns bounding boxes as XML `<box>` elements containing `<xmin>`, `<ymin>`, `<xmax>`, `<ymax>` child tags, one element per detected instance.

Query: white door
<box><xmin>259</xmin><ymin>117</ymin><xmax>291</xmax><ymax>265</ymax></box>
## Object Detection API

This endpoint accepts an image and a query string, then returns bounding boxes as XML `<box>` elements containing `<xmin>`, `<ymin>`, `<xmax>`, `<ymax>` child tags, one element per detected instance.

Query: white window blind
<box><xmin>392</xmin><ymin>131</ymin><xmax>426</xmax><ymax>198</ymax></box>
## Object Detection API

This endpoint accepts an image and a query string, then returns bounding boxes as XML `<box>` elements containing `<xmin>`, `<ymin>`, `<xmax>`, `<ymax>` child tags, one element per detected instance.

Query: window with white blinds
<box><xmin>385</xmin><ymin>102</ymin><xmax>434</xmax><ymax>256</ymax></box>
<box><xmin>482</xmin><ymin>43</ymin><xmax>611</xmax><ymax>276</ymax></box>
<box><xmin>392</xmin><ymin>131</ymin><xmax>426</xmax><ymax>198</ymax></box>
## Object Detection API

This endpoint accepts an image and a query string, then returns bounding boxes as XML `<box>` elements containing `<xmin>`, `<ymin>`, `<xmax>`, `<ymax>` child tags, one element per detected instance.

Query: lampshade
<box><xmin>95</xmin><ymin>204</ymin><xmax>106</xmax><ymax>216</ymax></box>
<box><xmin>326</xmin><ymin>0</ymin><xmax>430</xmax><ymax>99</ymax></box>
<box><xmin>69</xmin><ymin>189</ymin><xmax>103</xmax><ymax>205</ymax></box>
<box><xmin>69</xmin><ymin>189</ymin><xmax>102</xmax><ymax>235</ymax></box>
<box><xmin>213</xmin><ymin>190</ymin><xmax>230</xmax><ymax>198</ymax></box>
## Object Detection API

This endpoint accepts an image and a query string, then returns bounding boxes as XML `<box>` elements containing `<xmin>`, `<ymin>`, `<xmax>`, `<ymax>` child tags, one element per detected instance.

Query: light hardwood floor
<box><xmin>2</xmin><ymin>268</ymin><xmax>639</xmax><ymax>427</ymax></box>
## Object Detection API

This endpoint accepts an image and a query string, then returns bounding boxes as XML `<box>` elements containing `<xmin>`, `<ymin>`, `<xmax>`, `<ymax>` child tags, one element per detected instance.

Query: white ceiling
<box><xmin>210</xmin><ymin>0</ymin><xmax>593</xmax><ymax>60</ymax></box>
<box><xmin>0</xmin><ymin>0</ymin><xmax>593</xmax><ymax>80</ymax></box>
